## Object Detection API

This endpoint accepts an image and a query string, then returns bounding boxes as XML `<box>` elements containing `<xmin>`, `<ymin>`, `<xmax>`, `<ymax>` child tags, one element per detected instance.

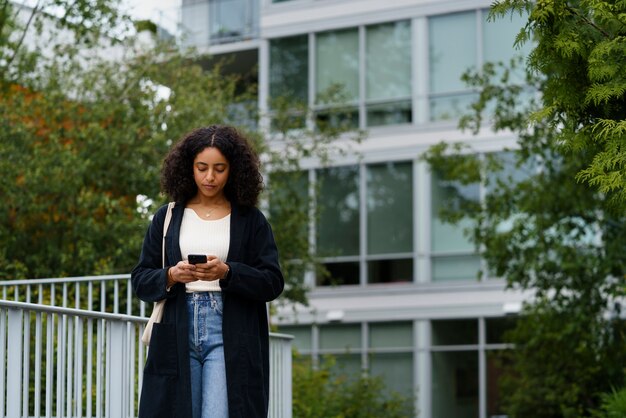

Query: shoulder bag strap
<box><xmin>162</xmin><ymin>202</ymin><xmax>175</xmax><ymax>268</ymax></box>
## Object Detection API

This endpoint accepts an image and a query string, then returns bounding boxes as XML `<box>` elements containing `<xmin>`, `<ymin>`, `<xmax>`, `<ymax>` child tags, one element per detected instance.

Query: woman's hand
<box><xmin>167</xmin><ymin>261</ymin><xmax>198</xmax><ymax>287</ymax></box>
<box><xmin>193</xmin><ymin>255</ymin><xmax>229</xmax><ymax>281</ymax></box>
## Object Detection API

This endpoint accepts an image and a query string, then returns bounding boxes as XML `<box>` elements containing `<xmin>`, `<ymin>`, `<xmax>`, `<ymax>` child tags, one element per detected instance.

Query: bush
<box><xmin>292</xmin><ymin>353</ymin><xmax>416</xmax><ymax>418</ymax></box>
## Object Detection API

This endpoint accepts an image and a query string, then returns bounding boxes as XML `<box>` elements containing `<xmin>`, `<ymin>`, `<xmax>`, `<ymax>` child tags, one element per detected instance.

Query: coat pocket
<box><xmin>144</xmin><ymin>322</ymin><xmax>178</xmax><ymax>376</ymax></box>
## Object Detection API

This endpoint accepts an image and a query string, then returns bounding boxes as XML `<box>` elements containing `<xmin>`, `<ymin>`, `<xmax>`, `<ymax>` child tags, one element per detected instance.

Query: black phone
<box><xmin>188</xmin><ymin>254</ymin><xmax>208</xmax><ymax>264</ymax></box>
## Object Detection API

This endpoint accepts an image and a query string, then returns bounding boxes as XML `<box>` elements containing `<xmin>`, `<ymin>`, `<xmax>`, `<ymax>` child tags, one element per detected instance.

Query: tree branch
<box><xmin>565</xmin><ymin>5</ymin><xmax>611</xmax><ymax>38</ymax></box>
<box><xmin>3</xmin><ymin>0</ymin><xmax>42</xmax><ymax>74</ymax></box>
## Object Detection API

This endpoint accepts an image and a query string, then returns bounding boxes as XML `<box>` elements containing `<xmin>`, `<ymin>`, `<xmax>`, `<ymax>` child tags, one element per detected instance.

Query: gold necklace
<box><xmin>205</xmin><ymin>207</ymin><xmax>217</xmax><ymax>218</ymax></box>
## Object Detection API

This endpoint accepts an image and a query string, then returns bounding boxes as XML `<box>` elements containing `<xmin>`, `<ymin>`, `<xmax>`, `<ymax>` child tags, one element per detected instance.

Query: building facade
<box><xmin>180</xmin><ymin>1</ymin><xmax>531</xmax><ymax>417</ymax></box>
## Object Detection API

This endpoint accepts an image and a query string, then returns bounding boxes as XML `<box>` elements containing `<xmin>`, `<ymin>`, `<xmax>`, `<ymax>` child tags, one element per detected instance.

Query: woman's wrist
<box><xmin>222</xmin><ymin>263</ymin><xmax>230</xmax><ymax>280</ymax></box>
<box><xmin>167</xmin><ymin>267</ymin><xmax>176</xmax><ymax>287</ymax></box>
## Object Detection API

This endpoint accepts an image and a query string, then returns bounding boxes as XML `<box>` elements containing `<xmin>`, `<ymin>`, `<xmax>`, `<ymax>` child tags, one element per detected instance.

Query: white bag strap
<box><xmin>162</xmin><ymin>202</ymin><xmax>175</xmax><ymax>268</ymax></box>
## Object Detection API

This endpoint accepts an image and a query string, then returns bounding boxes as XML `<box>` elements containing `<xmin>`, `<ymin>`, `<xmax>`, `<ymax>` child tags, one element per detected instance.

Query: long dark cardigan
<box><xmin>131</xmin><ymin>203</ymin><xmax>284</xmax><ymax>418</ymax></box>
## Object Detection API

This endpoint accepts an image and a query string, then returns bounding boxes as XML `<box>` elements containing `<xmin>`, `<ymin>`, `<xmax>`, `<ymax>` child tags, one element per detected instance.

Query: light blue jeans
<box><xmin>186</xmin><ymin>292</ymin><xmax>229</xmax><ymax>418</ymax></box>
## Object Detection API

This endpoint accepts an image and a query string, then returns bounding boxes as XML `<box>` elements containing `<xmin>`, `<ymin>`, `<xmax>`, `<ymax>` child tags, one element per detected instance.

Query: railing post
<box><xmin>107</xmin><ymin>320</ymin><xmax>127</xmax><ymax>418</ymax></box>
<box><xmin>7</xmin><ymin>308</ymin><xmax>23</xmax><ymax>418</ymax></box>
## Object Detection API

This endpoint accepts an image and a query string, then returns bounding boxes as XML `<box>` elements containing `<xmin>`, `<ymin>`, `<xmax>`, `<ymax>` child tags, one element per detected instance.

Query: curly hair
<box><xmin>160</xmin><ymin>125</ymin><xmax>264</xmax><ymax>207</ymax></box>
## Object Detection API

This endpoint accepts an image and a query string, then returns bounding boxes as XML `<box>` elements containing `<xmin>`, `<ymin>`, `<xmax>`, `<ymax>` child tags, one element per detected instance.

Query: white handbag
<box><xmin>141</xmin><ymin>202</ymin><xmax>175</xmax><ymax>346</ymax></box>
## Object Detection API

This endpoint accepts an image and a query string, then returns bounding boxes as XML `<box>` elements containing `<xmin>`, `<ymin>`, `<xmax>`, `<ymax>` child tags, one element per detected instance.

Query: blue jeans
<box><xmin>186</xmin><ymin>292</ymin><xmax>229</xmax><ymax>418</ymax></box>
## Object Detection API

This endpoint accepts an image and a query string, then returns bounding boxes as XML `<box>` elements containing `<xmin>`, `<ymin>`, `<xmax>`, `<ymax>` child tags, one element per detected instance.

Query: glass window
<box><xmin>432</xmin><ymin>351</ymin><xmax>479</xmax><ymax>418</ymax></box>
<box><xmin>317</xmin><ymin>261</ymin><xmax>360</xmax><ymax>286</ymax></box>
<box><xmin>482</xmin><ymin>9</ymin><xmax>532</xmax><ymax>81</ymax></box>
<box><xmin>365</xmin><ymin>21</ymin><xmax>412</xmax><ymax>127</ymax></box>
<box><xmin>370</xmin><ymin>353</ymin><xmax>414</xmax><ymax>398</ymax></box>
<box><xmin>431</xmin><ymin>319</ymin><xmax>478</xmax><ymax>346</ymax></box>
<box><xmin>369</xmin><ymin>322</ymin><xmax>413</xmax><ymax>348</ymax></box>
<box><xmin>268</xmin><ymin>171</ymin><xmax>309</xmax><ymax>257</ymax></box>
<box><xmin>270</xmin><ymin>35</ymin><xmax>309</xmax><ymax>103</ymax></box>
<box><xmin>368</xmin><ymin>258</ymin><xmax>412</xmax><ymax>284</ymax></box>
<box><xmin>431</xmin><ymin>169</ymin><xmax>477</xmax><ymax>251</ymax></box>
<box><xmin>277</xmin><ymin>325</ymin><xmax>312</xmax><ymax>351</ymax></box>
<box><xmin>432</xmin><ymin>255</ymin><xmax>481</xmax><ymax>281</ymax></box>
<box><xmin>366</xmin><ymin>101</ymin><xmax>412</xmax><ymax>127</ymax></box>
<box><xmin>486</xmin><ymin>317</ymin><xmax>516</xmax><ymax>344</ymax></box>
<box><xmin>431</xmin><ymin>169</ymin><xmax>480</xmax><ymax>281</ymax></box>
<box><xmin>321</xmin><ymin>354</ymin><xmax>362</xmax><ymax>381</ymax></box>
<box><xmin>487</xmin><ymin>350</ymin><xmax>508</xmax><ymax>416</ymax></box>
<box><xmin>367</xmin><ymin>162</ymin><xmax>413</xmax><ymax>255</ymax></box>
<box><xmin>319</xmin><ymin>324</ymin><xmax>361</xmax><ymax>351</ymax></box>
<box><xmin>429</xmin><ymin>12</ymin><xmax>477</xmax><ymax>121</ymax></box>
<box><xmin>317</xmin><ymin>166</ymin><xmax>360</xmax><ymax>257</ymax></box>
<box><xmin>209</xmin><ymin>0</ymin><xmax>256</xmax><ymax>42</ymax></box>
<box><xmin>316</xmin><ymin>28</ymin><xmax>359</xmax><ymax>103</ymax></box>
<box><xmin>181</xmin><ymin>2</ymin><xmax>210</xmax><ymax>48</ymax></box>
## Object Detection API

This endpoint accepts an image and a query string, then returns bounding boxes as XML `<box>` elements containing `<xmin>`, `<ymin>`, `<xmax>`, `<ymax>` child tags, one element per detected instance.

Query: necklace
<box><xmin>204</xmin><ymin>207</ymin><xmax>217</xmax><ymax>218</ymax></box>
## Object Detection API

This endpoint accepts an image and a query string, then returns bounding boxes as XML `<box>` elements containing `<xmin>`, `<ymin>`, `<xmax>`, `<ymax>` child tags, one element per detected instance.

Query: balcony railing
<box><xmin>0</xmin><ymin>276</ymin><xmax>292</xmax><ymax>418</ymax></box>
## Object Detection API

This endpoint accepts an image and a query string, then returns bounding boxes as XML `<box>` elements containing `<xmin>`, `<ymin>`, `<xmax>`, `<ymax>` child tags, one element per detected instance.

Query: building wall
<box><xmin>183</xmin><ymin>1</ymin><xmax>532</xmax><ymax>417</ymax></box>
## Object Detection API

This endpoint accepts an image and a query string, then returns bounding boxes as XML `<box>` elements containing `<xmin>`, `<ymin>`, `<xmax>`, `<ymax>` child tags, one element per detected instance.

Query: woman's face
<box><xmin>193</xmin><ymin>146</ymin><xmax>230</xmax><ymax>200</ymax></box>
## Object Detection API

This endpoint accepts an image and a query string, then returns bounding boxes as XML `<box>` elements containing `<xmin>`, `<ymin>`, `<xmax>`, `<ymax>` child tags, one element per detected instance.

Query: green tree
<box><xmin>490</xmin><ymin>0</ymin><xmax>626</xmax><ymax>203</ymax></box>
<box><xmin>0</xmin><ymin>1</ymin><xmax>360</xmax><ymax>306</ymax></box>
<box><xmin>423</xmin><ymin>52</ymin><xmax>626</xmax><ymax>417</ymax></box>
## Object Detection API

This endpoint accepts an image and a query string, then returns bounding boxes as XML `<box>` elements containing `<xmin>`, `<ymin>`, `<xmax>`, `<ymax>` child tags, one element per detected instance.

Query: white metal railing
<box><xmin>0</xmin><ymin>274</ymin><xmax>146</xmax><ymax>317</ymax></box>
<box><xmin>0</xmin><ymin>299</ymin><xmax>145</xmax><ymax>418</ymax></box>
<box><xmin>0</xmin><ymin>282</ymin><xmax>293</xmax><ymax>417</ymax></box>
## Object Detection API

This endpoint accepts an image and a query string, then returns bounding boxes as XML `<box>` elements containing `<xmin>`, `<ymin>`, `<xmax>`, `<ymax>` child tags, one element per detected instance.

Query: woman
<box><xmin>132</xmin><ymin>125</ymin><xmax>284</xmax><ymax>418</ymax></box>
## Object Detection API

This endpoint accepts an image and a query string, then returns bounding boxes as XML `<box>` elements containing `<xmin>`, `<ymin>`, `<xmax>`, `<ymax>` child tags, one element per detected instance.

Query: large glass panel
<box><xmin>319</xmin><ymin>324</ymin><xmax>361</xmax><ymax>351</ymax></box>
<box><xmin>365</xmin><ymin>21</ymin><xmax>412</xmax><ymax>127</ymax></box>
<box><xmin>429</xmin><ymin>12</ymin><xmax>477</xmax><ymax>93</ymax></box>
<box><xmin>369</xmin><ymin>353</ymin><xmax>414</xmax><ymax>398</ymax></box>
<box><xmin>369</xmin><ymin>322</ymin><xmax>413</xmax><ymax>348</ymax></box>
<box><xmin>432</xmin><ymin>351</ymin><xmax>479</xmax><ymax>418</ymax></box>
<box><xmin>317</xmin><ymin>166</ymin><xmax>360</xmax><ymax>257</ymax></box>
<box><xmin>366</xmin><ymin>21</ymin><xmax>411</xmax><ymax>101</ymax></box>
<box><xmin>181</xmin><ymin>1</ymin><xmax>210</xmax><ymax>48</ymax></box>
<box><xmin>429</xmin><ymin>12</ymin><xmax>477</xmax><ymax>121</ymax></box>
<box><xmin>431</xmin><ymin>169</ymin><xmax>479</xmax><ymax>253</ymax></box>
<box><xmin>367</xmin><ymin>100</ymin><xmax>412</xmax><ymax>127</ymax></box>
<box><xmin>429</xmin><ymin>93</ymin><xmax>478</xmax><ymax>122</ymax></box>
<box><xmin>321</xmin><ymin>354</ymin><xmax>362</xmax><ymax>381</ymax></box>
<box><xmin>209</xmin><ymin>0</ymin><xmax>257</xmax><ymax>43</ymax></box>
<box><xmin>367</xmin><ymin>162</ymin><xmax>413</xmax><ymax>254</ymax></box>
<box><xmin>432</xmin><ymin>319</ymin><xmax>478</xmax><ymax>346</ymax></box>
<box><xmin>316</xmin><ymin>29</ymin><xmax>359</xmax><ymax>103</ymax></box>
<box><xmin>432</xmin><ymin>255</ymin><xmax>481</xmax><ymax>282</ymax></box>
<box><xmin>317</xmin><ymin>261</ymin><xmax>360</xmax><ymax>286</ymax></box>
<box><xmin>268</xmin><ymin>171</ymin><xmax>309</xmax><ymax>256</ymax></box>
<box><xmin>487</xmin><ymin>350</ymin><xmax>508</xmax><ymax>417</ymax></box>
<box><xmin>270</xmin><ymin>35</ymin><xmax>309</xmax><ymax>103</ymax></box>
<box><xmin>486</xmin><ymin>317</ymin><xmax>517</xmax><ymax>344</ymax></box>
<box><xmin>277</xmin><ymin>325</ymin><xmax>312</xmax><ymax>351</ymax></box>
<box><xmin>368</xmin><ymin>258</ymin><xmax>412</xmax><ymax>283</ymax></box>
<box><xmin>482</xmin><ymin>9</ymin><xmax>532</xmax><ymax>80</ymax></box>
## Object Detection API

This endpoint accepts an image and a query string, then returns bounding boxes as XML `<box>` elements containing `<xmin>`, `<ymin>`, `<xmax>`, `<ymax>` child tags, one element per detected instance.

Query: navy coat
<box><xmin>131</xmin><ymin>203</ymin><xmax>284</xmax><ymax>418</ymax></box>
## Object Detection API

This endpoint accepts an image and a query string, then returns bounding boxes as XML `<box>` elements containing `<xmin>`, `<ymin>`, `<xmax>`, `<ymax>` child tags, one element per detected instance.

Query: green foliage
<box><xmin>0</xmin><ymin>1</ymin><xmax>360</xmax><ymax>307</ymax></box>
<box><xmin>499</xmin><ymin>301</ymin><xmax>626</xmax><ymax>418</ymax></box>
<box><xmin>592</xmin><ymin>386</ymin><xmax>626</xmax><ymax>418</ymax></box>
<box><xmin>423</xmin><ymin>27</ymin><xmax>626</xmax><ymax>416</ymax></box>
<box><xmin>492</xmin><ymin>0</ymin><xmax>626</xmax><ymax>204</ymax></box>
<box><xmin>292</xmin><ymin>353</ymin><xmax>415</xmax><ymax>418</ymax></box>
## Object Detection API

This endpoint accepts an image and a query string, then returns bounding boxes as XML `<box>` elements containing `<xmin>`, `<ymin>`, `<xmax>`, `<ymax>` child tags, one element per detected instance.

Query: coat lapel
<box><xmin>227</xmin><ymin>204</ymin><xmax>245</xmax><ymax>262</ymax></box>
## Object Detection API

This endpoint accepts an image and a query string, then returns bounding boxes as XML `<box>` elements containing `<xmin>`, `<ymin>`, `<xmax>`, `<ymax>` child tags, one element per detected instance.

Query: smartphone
<box><xmin>188</xmin><ymin>254</ymin><xmax>208</xmax><ymax>264</ymax></box>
